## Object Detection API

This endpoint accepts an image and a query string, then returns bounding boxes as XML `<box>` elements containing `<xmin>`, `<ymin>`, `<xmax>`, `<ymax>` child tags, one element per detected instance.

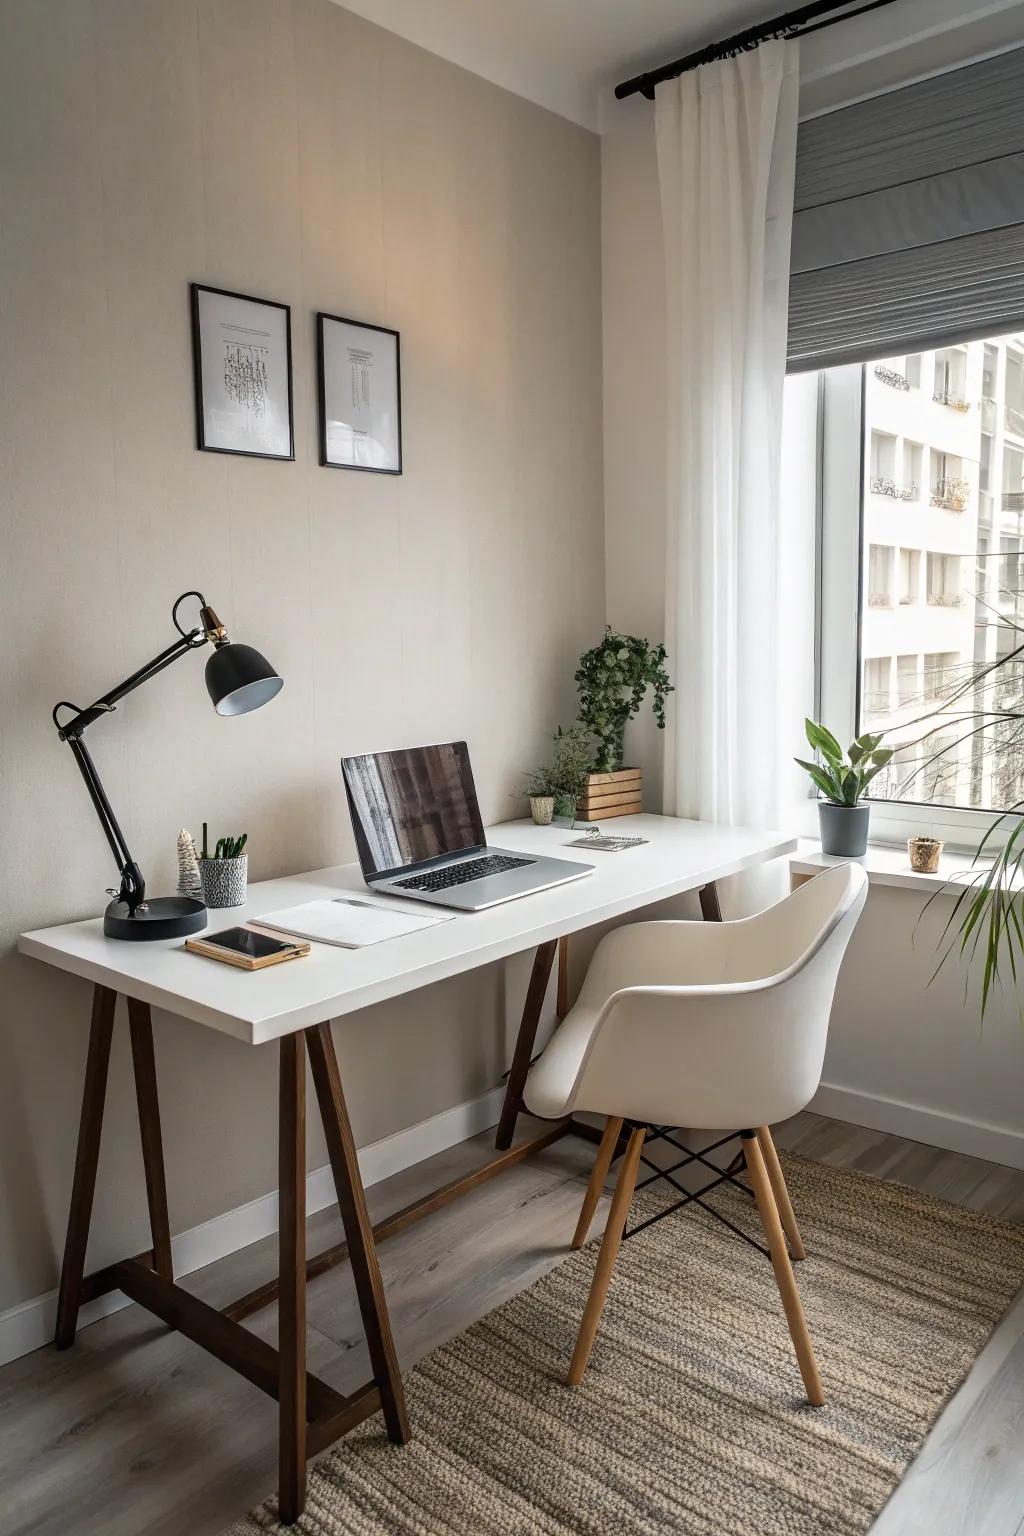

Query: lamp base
<box><xmin>104</xmin><ymin>895</ymin><xmax>207</xmax><ymax>941</ymax></box>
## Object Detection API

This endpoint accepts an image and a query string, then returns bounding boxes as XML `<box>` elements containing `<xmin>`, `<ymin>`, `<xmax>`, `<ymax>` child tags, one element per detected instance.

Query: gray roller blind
<box><xmin>788</xmin><ymin>46</ymin><xmax>1024</xmax><ymax>372</ymax></box>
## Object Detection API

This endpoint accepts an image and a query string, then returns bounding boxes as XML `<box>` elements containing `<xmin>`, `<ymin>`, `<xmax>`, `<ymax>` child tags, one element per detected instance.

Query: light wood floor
<box><xmin>1</xmin><ymin>1110</ymin><xmax>1021</xmax><ymax>1536</ymax></box>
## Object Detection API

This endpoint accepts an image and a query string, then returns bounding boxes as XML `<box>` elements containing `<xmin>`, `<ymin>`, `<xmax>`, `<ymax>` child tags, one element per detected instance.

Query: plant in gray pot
<box><xmin>198</xmin><ymin>828</ymin><xmax>249</xmax><ymax>908</ymax></box>
<box><xmin>795</xmin><ymin>719</ymin><xmax>893</xmax><ymax>857</ymax></box>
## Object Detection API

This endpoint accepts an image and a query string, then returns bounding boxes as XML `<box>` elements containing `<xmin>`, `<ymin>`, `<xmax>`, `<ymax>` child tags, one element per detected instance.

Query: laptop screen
<box><xmin>342</xmin><ymin>741</ymin><xmax>486</xmax><ymax>879</ymax></box>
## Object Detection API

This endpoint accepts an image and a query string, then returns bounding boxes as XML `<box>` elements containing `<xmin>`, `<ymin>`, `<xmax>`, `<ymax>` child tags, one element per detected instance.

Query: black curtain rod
<box><xmin>615</xmin><ymin>0</ymin><xmax>902</xmax><ymax>101</ymax></box>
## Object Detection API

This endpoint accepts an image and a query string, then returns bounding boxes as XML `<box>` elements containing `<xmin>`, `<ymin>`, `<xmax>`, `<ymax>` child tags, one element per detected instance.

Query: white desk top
<box><xmin>19</xmin><ymin>816</ymin><xmax>795</xmax><ymax>1045</ymax></box>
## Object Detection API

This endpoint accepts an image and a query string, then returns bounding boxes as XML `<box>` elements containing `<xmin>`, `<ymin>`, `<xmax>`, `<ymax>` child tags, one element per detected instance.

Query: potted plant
<box><xmin>197</xmin><ymin>824</ymin><xmax>249</xmax><ymax>908</ymax></box>
<box><xmin>519</xmin><ymin>724</ymin><xmax>594</xmax><ymax>826</ymax></box>
<box><xmin>573</xmin><ymin>628</ymin><xmax>672</xmax><ymax>820</ymax></box>
<box><xmin>795</xmin><ymin>720</ymin><xmax>893</xmax><ymax>857</ymax></box>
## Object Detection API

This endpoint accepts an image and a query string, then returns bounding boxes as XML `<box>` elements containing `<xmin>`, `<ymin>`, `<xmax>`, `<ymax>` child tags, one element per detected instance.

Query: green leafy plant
<box><xmin>200</xmin><ymin>822</ymin><xmax>248</xmax><ymax>860</ymax></box>
<box><xmin>575</xmin><ymin>628</ymin><xmax>672</xmax><ymax>774</ymax></box>
<box><xmin>795</xmin><ymin>719</ymin><xmax>893</xmax><ymax>806</ymax></box>
<box><xmin>922</xmin><ymin>813</ymin><xmax>1024</xmax><ymax>1018</ymax></box>
<box><xmin>519</xmin><ymin>724</ymin><xmax>595</xmax><ymax>803</ymax></box>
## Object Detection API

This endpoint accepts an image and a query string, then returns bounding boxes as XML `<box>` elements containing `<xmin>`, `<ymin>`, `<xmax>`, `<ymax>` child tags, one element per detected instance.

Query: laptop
<box><xmin>341</xmin><ymin>741</ymin><xmax>593</xmax><ymax>911</ymax></box>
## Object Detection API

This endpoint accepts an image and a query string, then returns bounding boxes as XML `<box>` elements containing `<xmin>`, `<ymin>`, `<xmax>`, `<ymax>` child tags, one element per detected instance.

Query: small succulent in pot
<box><xmin>198</xmin><ymin>824</ymin><xmax>249</xmax><ymax>907</ymax></box>
<box><xmin>795</xmin><ymin>719</ymin><xmax>893</xmax><ymax>857</ymax></box>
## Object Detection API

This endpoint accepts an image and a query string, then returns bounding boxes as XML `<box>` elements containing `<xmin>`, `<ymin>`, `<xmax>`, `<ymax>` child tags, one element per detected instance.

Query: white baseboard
<box><xmin>0</xmin><ymin>1084</ymin><xmax>506</xmax><ymax>1371</ymax></box>
<box><xmin>811</xmin><ymin>1081</ymin><xmax>1024</xmax><ymax>1171</ymax></box>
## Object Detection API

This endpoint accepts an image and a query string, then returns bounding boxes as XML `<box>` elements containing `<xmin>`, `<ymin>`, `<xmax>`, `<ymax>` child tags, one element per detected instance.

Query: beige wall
<box><xmin>0</xmin><ymin>0</ymin><xmax>603</xmax><ymax>1313</ymax></box>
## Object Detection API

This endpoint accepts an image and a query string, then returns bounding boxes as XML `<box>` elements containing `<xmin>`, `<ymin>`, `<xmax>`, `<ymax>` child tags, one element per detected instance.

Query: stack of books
<box><xmin>576</xmin><ymin>766</ymin><xmax>643</xmax><ymax>822</ymax></box>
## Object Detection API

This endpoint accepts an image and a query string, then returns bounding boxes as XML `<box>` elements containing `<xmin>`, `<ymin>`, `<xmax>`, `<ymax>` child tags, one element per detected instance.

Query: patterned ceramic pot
<box><xmin>908</xmin><ymin>836</ymin><xmax>943</xmax><ymax>874</ymax></box>
<box><xmin>529</xmin><ymin>796</ymin><xmax>555</xmax><ymax>826</ymax></box>
<box><xmin>199</xmin><ymin>854</ymin><xmax>248</xmax><ymax>908</ymax></box>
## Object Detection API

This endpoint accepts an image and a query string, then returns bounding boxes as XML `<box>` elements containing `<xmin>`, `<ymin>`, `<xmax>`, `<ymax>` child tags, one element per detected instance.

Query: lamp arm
<box><xmin>53</xmin><ymin>618</ymin><xmax>210</xmax><ymax>917</ymax></box>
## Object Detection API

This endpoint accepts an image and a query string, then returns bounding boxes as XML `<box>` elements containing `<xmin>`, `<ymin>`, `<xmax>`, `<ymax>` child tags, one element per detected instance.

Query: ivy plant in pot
<box><xmin>796</xmin><ymin>720</ymin><xmax>893</xmax><ymax>857</ymax></box>
<box><xmin>575</xmin><ymin>628</ymin><xmax>673</xmax><ymax>775</ymax></box>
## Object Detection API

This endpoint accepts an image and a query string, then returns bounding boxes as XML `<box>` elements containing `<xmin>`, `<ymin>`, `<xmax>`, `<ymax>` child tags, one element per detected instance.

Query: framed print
<box><xmin>190</xmin><ymin>284</ymin><xmax>294</xmax><ymax>460</ymax></box>
<box><xmin>317</xmin><ymin>312</ymin><xmax>402</xmax><ymax>474</ymax></box>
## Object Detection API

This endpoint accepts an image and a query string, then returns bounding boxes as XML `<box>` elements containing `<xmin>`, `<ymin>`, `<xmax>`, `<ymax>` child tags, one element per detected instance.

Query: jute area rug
<box><xmin>227</xmin><ymin>1151</ymin><xmax>1024</xmax><ymax>1536</ymax></box>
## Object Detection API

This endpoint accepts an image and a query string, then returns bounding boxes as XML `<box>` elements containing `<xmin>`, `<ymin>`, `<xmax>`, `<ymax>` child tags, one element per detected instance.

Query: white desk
<box><xmin>19</xmin><ymin>814</ymin><xmax>793</xmax><ymax>1523</ymax></box>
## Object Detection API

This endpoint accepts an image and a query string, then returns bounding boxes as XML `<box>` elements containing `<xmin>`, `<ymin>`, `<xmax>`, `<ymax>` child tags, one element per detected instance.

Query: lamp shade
<box><xmin>205</xmin><ymin>642</ymin><xmax>283</xmax><ymax>716</ymax></box>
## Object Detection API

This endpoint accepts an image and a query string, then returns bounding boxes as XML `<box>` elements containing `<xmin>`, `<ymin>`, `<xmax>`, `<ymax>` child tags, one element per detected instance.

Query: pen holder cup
<box><xmin>199</xmin><ymin>854</ymin><xmax>248</xmax><ymax>909</ymax></box>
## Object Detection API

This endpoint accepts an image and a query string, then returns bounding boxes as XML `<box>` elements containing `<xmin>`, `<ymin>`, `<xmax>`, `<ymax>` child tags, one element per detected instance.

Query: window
<box><xmin>924</xmin><ymin>651</ymin><xmax>959</xmax><ymax>701</ymax></box>
<box><xmin>862</xmin><ymin>656</ymin><xmax>891</xmax><ymax>719</ymax></box>
<box><xmin>898</xmin><ymin>548</ymin><xmax>920</xmax><ymax>605</ymax></box>
<box><xmin>868</xmin><ymin>544</ymin><xmax>894</xmax><ymax>606</ymax></box>
<box><xmin>902</xmin><ymin>441</ymin><xmax>923</xmax><ymax>499</ymax></box>
<box><xmin>927</xmin><ymin>552</ymin><xmax>962</xmax><ymax>606</ymax></box>
<box><xmin>814</xmin><ymin>328</ymin><xmax>1024</xmax><ymax>825</ymax></box>
<box><xmin>905</xmin><ymin>353</ymin><xmax>922</xmax><ymax>389</ymax></box>
<box><xmin>896</xmin><ymin>653</ymin><xmax>919</xmax><ymax>706</ymax></box>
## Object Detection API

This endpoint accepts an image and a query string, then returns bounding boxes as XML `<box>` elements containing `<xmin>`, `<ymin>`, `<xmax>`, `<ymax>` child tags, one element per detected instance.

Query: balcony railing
<box><xmin>927</xmin><ymin>592</ymin><xmax>963</xmax><ymax>607</ymax></box>
<box><xmin>1006</xmin><ymin>402</ymin><xmax>1024</xmax><ymax>439</ymax></box>
<box><xmin>867</xmin><ymin>592</ymin><xmax>894</xmax><ymax>607</ymax></box>
<box><xmin>933</xmin><ymin>389</ymin><xmax>972</xmax><ymax>412</ymax></box>
<box><xmin>870</xmin><ymin>475</ymin><xmax>918</xmax><ymax>501</ymax></box>
<box><xmin>874</xmin><ymin>365</ymin><xmax>910</xmax><ymax>392</ymax></box>
<box><xmin>862</xmin><ymin>689</ymin><xmax>893</xmax><ymax>713</ymax></box>
<box><xmin>930</xmin><ymin>476</ymin><xmax>970</xmax><ymax>511</ymax></box>
<box><xmin>995</xmin><ymin>661</ymin><xmax>1024</xmax><ymax>708</ymax></box>
<box><xmin>1003</xmin><ymin>490</ymin><xmax>1024</xmax><ymax>514</ymax></box>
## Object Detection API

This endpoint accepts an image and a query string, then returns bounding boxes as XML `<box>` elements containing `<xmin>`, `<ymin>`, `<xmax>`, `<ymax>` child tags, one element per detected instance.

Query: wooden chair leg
<box><xmin>278</xmin><ymin>1034</ymin><xmax>307</xmax><ymax>1526</ymax></box>
<box><xmin>55</xmin><ymin>984</ymin><xmax>117</xmax><ymax>1349</ymax></box>
<box><xmin>127</xmin><ymin>998</ymin><xmax>173</xmax><ymax>1282</ymax></box>
<box><xmin>495</xmin><ymin>938</ymin><xmax>558</xmax><ymax>1149</ymax></box>
<box><xmin>306</xmin><ymin>1022</ymin><xmax>411</xmax><ymax>1447</ymax></box>
<box><xmin>742</xmin><ymin>1133</ymin><xmax>824</xmax><ymax>1406</ymax></box>
<box><xmin>572</xmin><ymin>1116</ymin><xmax>624</xmax><ymax>1250</ymax></box>
<box><xmin>756</xmin><ymin>1125</ymin><xmax>806</xmax><ymax>1261</ymax></box>
<box><xmin>567</xmin><ymin>1125</ymin><xmax>645</xmax><ymax>1386</ymax></box>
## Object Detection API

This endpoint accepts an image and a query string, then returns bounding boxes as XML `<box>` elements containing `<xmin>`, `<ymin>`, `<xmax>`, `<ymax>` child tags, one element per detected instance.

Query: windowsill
<box><xmin>791</xmin><ymin>837</ymin><xmax>1010</xmax><ymax>895</ymax></box>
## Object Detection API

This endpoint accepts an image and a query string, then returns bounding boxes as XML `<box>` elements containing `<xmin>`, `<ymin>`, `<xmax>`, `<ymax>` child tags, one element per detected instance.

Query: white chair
<box><xmin>524</xmin><ymin>863</ymin><xmax>868</xmax><ymax>1404</ymax></box>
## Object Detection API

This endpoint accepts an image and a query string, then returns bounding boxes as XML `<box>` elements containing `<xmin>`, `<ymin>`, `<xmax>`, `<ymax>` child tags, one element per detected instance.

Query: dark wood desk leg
<box><xmin>306</xmin><ymin>1022</ymin><xmax>411</xmax><ymax>1447</ymax></box>
<box><xmin>278</xmin><ymin>1034</ymin><xmax>307</xmax><ymax>1525</ymax></box>
<box><xmin>699</xmin><ymin>882</ymin><xmax>723</xmax><ymax>922</ymax></box>
<box><xmin>55</xmin><ymin>984</ymin><xmax>117</xmax><ymax>1349</ymax></box>
<box><xmin>556</xmin><ymin>934</ymin><xmax>570</xmax><ymax>1020</ymax></box>
<box><xmin>495</xmin><ymin>938</ymin><xmax>558</xmax><ymax>1150</ymax></box>
<box><xmin>127</xmin><ymin>998</ymin><xmax>173</xmax><ymax>1283</ymax></box>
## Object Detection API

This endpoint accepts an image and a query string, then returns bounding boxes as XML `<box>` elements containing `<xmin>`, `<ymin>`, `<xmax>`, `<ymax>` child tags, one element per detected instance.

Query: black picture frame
<box><xmin>316</xmin><ymin>312</ymin><xmax>402</xmax><ymax>475</ymax></box>
<box><xmin>190</xmin><ymin>283</ymin><xmax>295</xmax><ymax>462</ymax></box>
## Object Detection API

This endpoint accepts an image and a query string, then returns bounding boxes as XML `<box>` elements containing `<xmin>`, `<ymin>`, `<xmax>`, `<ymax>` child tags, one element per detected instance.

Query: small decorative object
<box><xmin>908</xmin><ymin>835</ymin><xmax>943</xmax><ymax>874</ymax></box>
<box><xmin>176</xmin><ymin>828</ymin><xmax>202</xmax><ymax>898</ymax></box>
<box><xmin>575</xmin><ymin>627</ymin><xmax>672</xmax><ymax>775</ymax></box>
<box><xmin>198</xmin><ymin>828</ymin><xmax>249</xmax><ymax>909</ymax></box>
<box><xmin>518</xmin><ymin>724</ymin><xmax>594</xmax><ymax>828</ymax></box>
<box><xmin>190</xmin><ymin>284</ymin><xmax>294</xmax><ymax>460</ymax></box>
<box><xmin>795</xmin><ymin>719</ymin><xmax>893</xmax><ymax>858</ymax></box>
<box><xmin>317</xmin><ymin>312</ymin><xmax>402</xmax><ymax>473</ymax></box>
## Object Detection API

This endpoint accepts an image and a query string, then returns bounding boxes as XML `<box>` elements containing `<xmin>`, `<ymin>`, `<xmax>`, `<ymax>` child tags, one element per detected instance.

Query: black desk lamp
<box><xmin>53</xmin><ymin>590</ymin><xmax>283</xmax><ymax>941</ymax></box>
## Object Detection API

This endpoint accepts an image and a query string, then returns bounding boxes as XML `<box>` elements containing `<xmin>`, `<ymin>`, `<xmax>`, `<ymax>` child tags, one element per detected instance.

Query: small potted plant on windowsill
<box><xmin>795</xmin><ymin>720</ymin><xmax>893</xmax><ymax>857</ymax></box>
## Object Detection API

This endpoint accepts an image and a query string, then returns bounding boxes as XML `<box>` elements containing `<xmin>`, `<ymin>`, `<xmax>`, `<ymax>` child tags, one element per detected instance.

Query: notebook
<box><xmin>251</xmin><ymin>896</ymin><xmax>452</xmax><ymax>949</ymax></box>
<box><xmin>185</xmin><ymin>927</ymin><xmax>311</xmax><ymax>970</ymax></box>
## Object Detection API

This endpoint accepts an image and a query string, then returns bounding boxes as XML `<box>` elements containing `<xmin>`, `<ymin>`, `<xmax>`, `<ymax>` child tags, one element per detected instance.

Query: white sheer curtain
<box><xmin>656</xmin><ymin>41</ymin><xmax>800</xmax><ymax>828</ymax></box>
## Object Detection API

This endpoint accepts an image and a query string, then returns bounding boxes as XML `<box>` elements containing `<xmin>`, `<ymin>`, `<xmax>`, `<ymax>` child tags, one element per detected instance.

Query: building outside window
<box><xmin>813</xmin><ymin>331</ymin><xmax>1024</xmax><ymax>825</ymax></box>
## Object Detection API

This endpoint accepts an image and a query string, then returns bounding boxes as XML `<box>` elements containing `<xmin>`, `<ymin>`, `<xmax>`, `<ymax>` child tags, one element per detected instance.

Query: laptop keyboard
<box><xmin>393</xmin><ymin>854</ymin><xmax>533</xmax><ymax>893</ymax></box>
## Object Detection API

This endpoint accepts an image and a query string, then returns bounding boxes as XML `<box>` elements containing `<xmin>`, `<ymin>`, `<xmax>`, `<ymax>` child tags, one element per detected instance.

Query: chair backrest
<box><xmin>573</xmin><ymin>864</ymin><xmax>868</xmax><ymax>1130</ymax></box>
